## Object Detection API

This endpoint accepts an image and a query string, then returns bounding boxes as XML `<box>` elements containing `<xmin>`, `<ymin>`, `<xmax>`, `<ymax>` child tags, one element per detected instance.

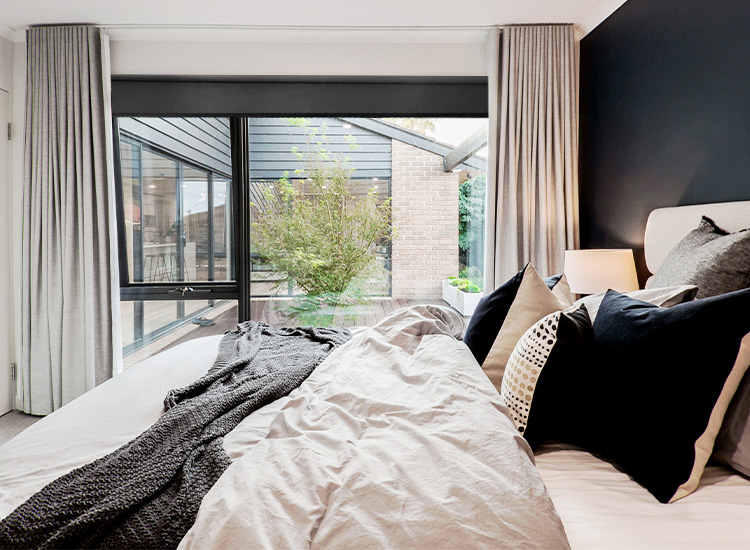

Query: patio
<box><xmin>162</xmin><ymin>297</ymin><xmax>449</xmax><ymax>352</ymax></box>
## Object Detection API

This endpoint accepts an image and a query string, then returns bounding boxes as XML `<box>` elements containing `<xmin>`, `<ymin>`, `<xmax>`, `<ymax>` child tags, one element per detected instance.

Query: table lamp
<box><xmin>563</xmin><ymin>249</ymin><xmax>639</xmax><ymax>295</ymax></box>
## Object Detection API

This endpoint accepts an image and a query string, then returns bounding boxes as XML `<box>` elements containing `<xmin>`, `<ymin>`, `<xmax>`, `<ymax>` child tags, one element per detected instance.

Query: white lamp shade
<box><xmin>564</xmin><ymin>249</ymin><xmax>639</xmax><ymax>295</ymax></box>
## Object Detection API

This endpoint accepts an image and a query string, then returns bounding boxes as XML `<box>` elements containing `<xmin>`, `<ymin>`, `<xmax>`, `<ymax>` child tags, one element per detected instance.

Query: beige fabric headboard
<box><xmin>644</xmin><ymin>200</ymin><xmax>750</xmax><ymax>275</ymax></box>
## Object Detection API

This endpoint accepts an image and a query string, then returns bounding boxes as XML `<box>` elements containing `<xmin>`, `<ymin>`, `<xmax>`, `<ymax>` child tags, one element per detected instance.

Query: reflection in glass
<box><xmin>213</xmin><ymin>178</ymin><xmax>232</xmax><ymax>281</ymax></box>
<box><xmin>121</xmin><ymin>299</ymin><xmax>238</xmax><ymax>369</ymax></box>
<box><xmin>182</xmin><ymin>165</ymin><xmax>209</xmax><ymax>282</ymax></box>
<box><xmin>141</xmin><ymin>149</ymin><xmax>179</xmax><ymax>282</ymax></box>
<box><xmin>120</xmin><ymin>136</ymin><xmax>233</xmax><ymax>285</ymax></box>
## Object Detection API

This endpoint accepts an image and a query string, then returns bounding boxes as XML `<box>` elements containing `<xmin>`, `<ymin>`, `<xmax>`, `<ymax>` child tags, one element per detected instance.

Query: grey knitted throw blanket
<box><xmin>0</xmin><ymin>322</ymin><xmax>350</xmax><ymax>549</ymax></box>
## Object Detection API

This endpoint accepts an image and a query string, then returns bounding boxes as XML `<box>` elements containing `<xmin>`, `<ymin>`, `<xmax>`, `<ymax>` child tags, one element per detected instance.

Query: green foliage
<box><xmin>459</xmin><ymin>173</ymin><xmax>486</xmax><ymax>253</ymax></box>
<box><xmin>446</xmin><ymin>278</ymin><xmax>481</xmax><ymax>293</ymax></box>
<box><xmin>251</xmin><ymin>119</ymin><xmax>394</xmax><ymax>316</ymax></box>
<box><xmin>458</xmin><ymin>265</ymin><xmax>483</xmax><ymax>291</ymax></box>
<box><xmin>458</xmin><ymin>172</ymin><xmax>486</xmax><ymax>289</ymax></box>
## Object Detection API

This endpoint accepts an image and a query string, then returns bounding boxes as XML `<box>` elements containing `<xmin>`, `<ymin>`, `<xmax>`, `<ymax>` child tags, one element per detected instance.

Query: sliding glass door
<box><xmin>112</xmin><ymin>77</ymin><xmax>488</xmax><ymax>365</ymax></box>
<box><xmin>116</xmin><ymin>119</ymin><xmax>237</xmax><ymax>362</ymax></box>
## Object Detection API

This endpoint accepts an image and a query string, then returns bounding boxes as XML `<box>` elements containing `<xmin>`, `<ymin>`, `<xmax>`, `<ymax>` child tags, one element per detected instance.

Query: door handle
<box><xmin>168</xmin><ymin>287</ymin><xmax>212</xmax><ymax>296</ymax></box>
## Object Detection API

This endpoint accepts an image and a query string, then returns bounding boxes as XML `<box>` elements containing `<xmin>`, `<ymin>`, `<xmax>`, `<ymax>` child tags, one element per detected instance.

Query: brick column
<box><xmin>390</xmin><ymin>139</ymin><xmax>459</xmax><ymax>299</ymax></box>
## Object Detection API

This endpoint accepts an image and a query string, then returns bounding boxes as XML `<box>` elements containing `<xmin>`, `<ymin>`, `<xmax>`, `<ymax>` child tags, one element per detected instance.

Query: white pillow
<box><xmin>570</xmin><ymin>285</ymin><xmax>698</xmax><ymax>321</ymax></box>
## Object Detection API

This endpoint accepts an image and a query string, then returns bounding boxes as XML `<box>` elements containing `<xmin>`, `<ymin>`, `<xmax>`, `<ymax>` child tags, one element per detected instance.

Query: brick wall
<box><xmin>390</xmin><ymin>139</ymin><xmax>459</xmax><ymax>299</ymax></box>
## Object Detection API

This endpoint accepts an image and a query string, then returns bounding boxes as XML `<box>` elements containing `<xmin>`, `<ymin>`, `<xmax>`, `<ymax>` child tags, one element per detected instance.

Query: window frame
<box><xmin>113</xmin><ymin>118</ymin><xmax>240</xmax><ymax>303</ymax></box>
<box><xmin>111</xmin><ymin>76</ymin><xmax>489</xmax><ymax>323</ymax></box>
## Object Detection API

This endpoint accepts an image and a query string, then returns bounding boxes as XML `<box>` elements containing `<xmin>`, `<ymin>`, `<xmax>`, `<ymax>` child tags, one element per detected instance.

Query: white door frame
<box><xmin>0</xmin><ymin>88</ymin><xmax>12</xmax><ymax>415</ymax></box>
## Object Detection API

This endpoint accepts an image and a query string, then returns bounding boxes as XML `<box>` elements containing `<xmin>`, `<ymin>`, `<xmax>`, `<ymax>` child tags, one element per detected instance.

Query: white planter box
<box><xmin>442</xmin><ymin>280</ymin><xmax>484</xmax><ymax>316</ymax></box>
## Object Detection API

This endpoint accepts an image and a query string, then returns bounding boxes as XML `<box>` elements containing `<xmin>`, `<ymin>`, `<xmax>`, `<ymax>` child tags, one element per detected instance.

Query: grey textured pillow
<box><xmin>649</xmin><ymin>216</ymin><xmax>750</xmax><ymax>299</ymax></box>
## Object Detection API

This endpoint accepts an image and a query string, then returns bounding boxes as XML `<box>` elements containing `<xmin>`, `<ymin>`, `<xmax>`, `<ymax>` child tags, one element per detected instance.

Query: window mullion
<box><xmin>230</xmin><ymin>117</ymin><xmax>251</xmax><ymax>322</ymax></box>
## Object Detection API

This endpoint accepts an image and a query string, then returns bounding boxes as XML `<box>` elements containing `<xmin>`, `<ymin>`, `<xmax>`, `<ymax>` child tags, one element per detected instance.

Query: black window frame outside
<box><xmin>111</xmin><ymin>76</ymin><xmax>489</xmax><ymax>322</ymax></box>
<box><xmin>118</xmin><ymin>132</ymin><xmax>234</xmax><ymax>285</ymax></box>
<box><xmin>114</xmin><ymin>118</ymin><xmax>239</xmax><ymax>303</ymax></box>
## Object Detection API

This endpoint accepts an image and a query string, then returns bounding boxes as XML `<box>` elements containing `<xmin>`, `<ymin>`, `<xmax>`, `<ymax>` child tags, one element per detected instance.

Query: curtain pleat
<box><xmin>485</xmin><ymin>25</ymin><xmax>579</xmax><ymax>291</ymax></box>
<box><xmin>22</xmin><ymin>26</ymin><xmax>121</xmax><ymax>415</ymax></box>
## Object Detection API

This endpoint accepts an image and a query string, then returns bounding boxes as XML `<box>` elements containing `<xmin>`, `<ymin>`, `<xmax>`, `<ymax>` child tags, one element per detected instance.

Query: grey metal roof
<box><xmin>339</xmin><ymin>117</ymin><xmax>487</xmax><ymax>172</ymax></box>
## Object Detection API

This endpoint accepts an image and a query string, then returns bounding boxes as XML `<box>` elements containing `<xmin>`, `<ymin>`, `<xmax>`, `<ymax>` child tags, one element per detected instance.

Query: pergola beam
<box><xmin>443</xmin><ymin>121</ymin><xmax>488</xmax><ymax>172</ymax></box>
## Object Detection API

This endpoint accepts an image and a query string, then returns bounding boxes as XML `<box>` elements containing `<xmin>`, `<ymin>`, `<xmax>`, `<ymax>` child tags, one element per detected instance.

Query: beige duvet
<box><xmin>0</xmin><ymin>305</ymin><xmax>569</xmax><ymax>549</ymax></box>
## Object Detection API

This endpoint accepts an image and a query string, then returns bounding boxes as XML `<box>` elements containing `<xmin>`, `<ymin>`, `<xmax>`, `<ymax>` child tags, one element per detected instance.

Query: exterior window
<box><xmin>114</xmin><ymin>110</ymin><xmax>486</xmax><ymax>365</ymax></box>
<box><xmin>115</xmin><ymin>118</ymin><xmax>237</xmax><ymax>364</ymax></box>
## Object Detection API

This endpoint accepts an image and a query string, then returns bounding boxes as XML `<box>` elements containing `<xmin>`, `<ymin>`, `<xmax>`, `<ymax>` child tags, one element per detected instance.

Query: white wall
<box><xmin>109</xmin><ymin>36</ymin><xmax>487</xmax><ymax>76</ymax></box>
<box><xmin>0</xmin><ymin>36</ymin><xmax>13</xmax><ymax>411</ymax></box>
<box><xmin>10</xmin><ymin>41</ymin><xmax>23</xmax><ymax>409</ymax></box>
<box><xmin>0</xmin><ymin>37</ymin><xmax>12</xmax><ymax>90</ymax></box>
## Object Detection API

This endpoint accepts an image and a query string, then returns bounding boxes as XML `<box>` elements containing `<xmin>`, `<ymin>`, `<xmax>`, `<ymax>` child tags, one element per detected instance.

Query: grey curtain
<box><xmin>484</xmin><ymin>25</ymin><xmax>579</xmax><ymax>290</ymax></box>
<box><xmin>22</xmin><ymin>26</ymin><xmax>122</xmax><ymax>415</ymax></box>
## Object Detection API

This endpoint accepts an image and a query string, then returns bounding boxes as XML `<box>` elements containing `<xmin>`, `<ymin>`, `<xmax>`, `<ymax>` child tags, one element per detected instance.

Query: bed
<box><xmin>0</xmin><ymin>200</ymin><xmax>749</xmax><ymax>549</ymax></box>
<box><xmin>535</xmin><ymin>199</ymin><xmax>750</xmax><ymax>549</ymax></box>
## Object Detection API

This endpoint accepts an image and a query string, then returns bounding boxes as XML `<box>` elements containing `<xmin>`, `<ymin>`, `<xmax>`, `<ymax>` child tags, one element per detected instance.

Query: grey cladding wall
<box><xmin>118</xmin><ymin>117</ymin><xmax>231</xmax><ymax>176</ymax></box>
<box><xmin>118</xmin><ymin>116</ymin><xmax>393</xmax><ymax>182</ymax></box>
<box><xmin>248</xmin><ymin>118</ymin><xmax>391</xmax><ymax>181</ymax></box>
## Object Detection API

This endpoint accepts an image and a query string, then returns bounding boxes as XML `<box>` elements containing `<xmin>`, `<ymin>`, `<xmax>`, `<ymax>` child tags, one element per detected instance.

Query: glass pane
<box><xmin>120</xmin><ymin>300</ymin><xmax>135</xmax><ymax>347</ymax></box>
<box><xmin>118</xmin><ymin>117</ymin><xmax>234</xmax><ymax>285</ymax></box>
<box><xmin>122</xmin><ymin>299</ymin><xmax>238</xmax><ymax>369</ymax></box>
<box><xmin>119</xmin><ymin>139</ymin><xmax>140</xmax><ymax>282</ymax></box>
<box><xmin>246</xmin><ymin>117</ymin><xmax>487</xmax><ymax>328</ymax></box>
<box><xmin>141</xmin><ymin>148</ymin><xmax>179</xmax><ymax>283</ymax></box>
<box><xmin>184</xmin><ymin>299</ymin><xmax>210</xmax><ymax>317</ymax></box>
<box><xmin>213</xmin><ymin>177</ymin><xmax>232</xmax><ymax>281</ymax></box>
<box><xmin>182</xmin><ymin>165</ymin><xmax>209</xmax><ymax>282</ymax></box>
<box><xmin>143</xmin><ymin>300</ymin><xmax>179</xmax><ymax>335</ymax></box>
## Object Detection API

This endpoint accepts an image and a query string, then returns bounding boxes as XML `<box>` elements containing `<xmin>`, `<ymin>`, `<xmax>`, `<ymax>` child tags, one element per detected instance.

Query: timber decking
<box><xmin>162</xmin><ymin>298</ymin><xmax>449</xmax><ymax>352</ymax></box>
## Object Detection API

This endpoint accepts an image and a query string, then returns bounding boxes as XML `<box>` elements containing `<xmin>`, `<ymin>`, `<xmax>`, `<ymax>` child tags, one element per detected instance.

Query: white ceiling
<box><xmin>0</xmin><ymin>0</ymin><xmax>627</xmax><ymax>42</ymax></box>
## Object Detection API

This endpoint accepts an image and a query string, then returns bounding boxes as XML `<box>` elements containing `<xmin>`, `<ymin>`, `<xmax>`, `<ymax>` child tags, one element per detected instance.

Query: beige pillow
<box><xmin>482</xmin><ymin>265</ymin><xmax>572</xmax><ymax>392</ymax></box>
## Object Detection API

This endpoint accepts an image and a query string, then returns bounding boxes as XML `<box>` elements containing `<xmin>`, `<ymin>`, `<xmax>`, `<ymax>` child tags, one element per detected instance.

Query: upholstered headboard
<box><xmin>644</xmin><ymin>200</ymin><xmax>750</xmax><ymax>275</ymax></box>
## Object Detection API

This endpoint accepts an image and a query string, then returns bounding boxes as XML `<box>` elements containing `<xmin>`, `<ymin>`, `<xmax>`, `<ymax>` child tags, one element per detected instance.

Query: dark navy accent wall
<box><xmin>579</xmin><ymin>0</ymin><xmax>750</xmax><ymax>280</ymax></box>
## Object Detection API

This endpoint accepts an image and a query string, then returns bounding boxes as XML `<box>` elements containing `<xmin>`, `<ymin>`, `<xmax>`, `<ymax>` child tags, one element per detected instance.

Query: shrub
<box><xmin>251</xmin><ymin>119</ymin><xmax>394</xmax><ymax>314</ymax></box>
<box><xmin>459</xmin><ymin>173</ymin><xmax>486</xmax><ymax>273</ymax></box>
<box><xmin>457</xmin><ymin>265</ymin><xmax>483</xmax><ymax>292</ymax></box>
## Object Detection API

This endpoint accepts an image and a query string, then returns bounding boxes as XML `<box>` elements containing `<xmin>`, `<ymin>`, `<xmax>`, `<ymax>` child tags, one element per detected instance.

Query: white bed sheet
<box><xmin>0</xmin><ymin>336</ymin><xmax>220</xmax><ymax>518</ymax></box>
<box><xmin>535</xmin><ymin>443</ymin><xmax>750</xmax><ymax>549</ymax></box>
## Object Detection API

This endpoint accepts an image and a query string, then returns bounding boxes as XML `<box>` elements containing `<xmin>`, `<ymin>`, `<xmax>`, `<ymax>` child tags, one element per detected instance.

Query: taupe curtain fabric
<box><xmin>22</xmin><ymin>26</ymin><xmax>122</xmax><ymax>415</ymax></box>
<box><xmin>485</xmin><ymin>25</ymin><xmax>579</xmax><ymax>290</ymax></box>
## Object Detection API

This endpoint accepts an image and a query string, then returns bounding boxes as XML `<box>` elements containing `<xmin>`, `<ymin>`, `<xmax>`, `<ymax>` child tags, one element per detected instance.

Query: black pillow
<box><xmin>463</xmin><ymin>266</ymin><xmax>565</xmax><ymax>365</ymax></box>
<box><xmin>501</xmin><ymin>305</ymin><xmax>594</xmax><ymax>449</ymax></box>
<box><xmin>587</xmin><ymin>289</ymin><xmax>750</xmax><ymax>503</ymax></box>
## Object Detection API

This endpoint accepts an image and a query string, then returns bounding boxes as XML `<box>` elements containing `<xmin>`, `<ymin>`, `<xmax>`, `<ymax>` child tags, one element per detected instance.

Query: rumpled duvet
<box><xmin>180</xmin><ymin>305</ymin><xmax>570</xmax><ymax>549</ymax></box>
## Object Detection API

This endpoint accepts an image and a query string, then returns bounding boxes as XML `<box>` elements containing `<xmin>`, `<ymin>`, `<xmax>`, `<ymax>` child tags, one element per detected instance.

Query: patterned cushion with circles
<box><xmin>501</xmin><ymin>305</ymin><xmax>594</xmax><ymax>448</ymax></box>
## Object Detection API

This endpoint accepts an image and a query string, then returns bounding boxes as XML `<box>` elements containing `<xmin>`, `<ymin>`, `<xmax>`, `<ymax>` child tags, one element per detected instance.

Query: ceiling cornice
<box><xmin>0</xmin><ymin>22</ymin><xmax>18</xmax><ymax>42</ymax></box>
<box><xmin>576</xmin><ymin>0</ymin><xmax>627</xmax><ymax>37</ymax></box>
<box><xmin>4</xmin><ymin>24</ymin><xmax>495</xmax><ymax>44</ymax></box>
<box><xmin>107</xmin><ymin>25</ymin><xmax>493</xmax><ymax>44</ymax></box>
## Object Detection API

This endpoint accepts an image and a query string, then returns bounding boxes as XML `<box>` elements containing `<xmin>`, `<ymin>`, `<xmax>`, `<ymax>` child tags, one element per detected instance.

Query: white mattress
<box><xmin>535</xmin><ymin>443</ymin><xmax>750</xmax><ymax>549</ymax></box>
